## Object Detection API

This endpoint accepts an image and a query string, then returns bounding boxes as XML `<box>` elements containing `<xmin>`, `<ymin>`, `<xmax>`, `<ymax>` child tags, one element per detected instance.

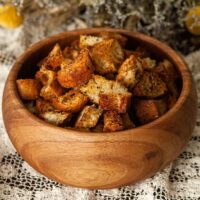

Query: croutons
<box><xmin>124</xmin><ymin>46</ymin><xmax>150</xmax><ymax>59</ymax></box>
<box><xmin>35</xmin><ymin>68</ymin><xmax>56</xmax><ymax>85</ymax></box>
<box><xmin>36</xmin><ymin>98</ymin><xmax>54</xmax><ymax>113</ymax></box>
<box><xmin>16</xmin><ymin>79</ymin><xmax>41</xmax><ymax>100</ymax></box>
<box><xmin>103</xmin><ymin>111</ymin><xmax>124</xmax><ymax>132</ymax></box>
<box><xmin>40</xmin><ymin>80</ymin><xmax>64</xmax><ymax>101</ymax></box>
<box><xmin>70</xmin><ymin>39</ymin><xmax>80</xmax><ymax>50</ymax></box>
<box><xmin>52</xmin><ymin>90</ymin><xmax>88</xmax><ymax>113</ymax></box>
<box><xmin>92</xmin><ymin>39</ymin><xmax>124</xmax><ymax>74</ymax></box>
<box><xmin>63</xmin><ymin>46</ymin><xmax>79</xmax><ymax>60</ymax></box>
<box><xmin>121</xmin><ymin>113</ymin><xmax>135</xmax><ymax>129</ymax></box>
<box><xmin>154</xmin><ymin>59</ymin><xmax>179</xmax><ymax>97</ymax></box>
<box><xmin>75</xmin><ymin>105</ymin><xmax>103</xmax><ymax>128</ymax></box>
<box><xmin>134</xmin><ymin>99</ymin><xmax>167</xmax><ymax>124</ymax></box>
<box><xmin>141</xmin><ymin>57</ymin><xmax>156</xmax><ymax>70</ymax></box>
<box><xmin>57</xmin><ymin>48</ymin><xmax>93</xmax><ymax>88</ymax></box>
<box><xmin>80</xmin><ymin>75</ymin><xmax>129</xmax><ymax>104</ymax></box>
<box><xmin>79</xmin><ymin>35</ymin><xmax>103</xmax><ymax>48</ymax></box>
<box><xmin>39</xmin><ymin>111</ymin><xmax>71</xmax><ymax>126</ymax></box>
<box><xmin>116</xmin><ymin>55</ymin><xmax>143</xmax><ymax>89</ymax></box>
<box><xmin>16</xmin><ymin>33</ymin><xmax>181</xmax><ymax>132</ymax></box>
<box><xmin>99</xmin><ymin>93</ymin><xmax>132</xmax><ymax>113</ymax></box>
<box><xmin>40</xmin><ymin>43</ymin><xmax>64</xmax><ymax>71</ymax></box>
<box><xmin>99</xmin><ymin>32</ymin><xmax>127</xmax><ymax>47</ymax></box>
<box><xmin>133</xmin><ymin>72</ymin><xmax>168</xmax><ymax>98</ymax></box>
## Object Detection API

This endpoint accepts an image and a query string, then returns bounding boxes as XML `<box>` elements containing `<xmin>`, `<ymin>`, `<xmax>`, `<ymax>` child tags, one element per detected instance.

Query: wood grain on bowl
<box><xmin>2</xmin><ymin>28</ymin><xmax>197</xmax><ymax>189</ymax></box>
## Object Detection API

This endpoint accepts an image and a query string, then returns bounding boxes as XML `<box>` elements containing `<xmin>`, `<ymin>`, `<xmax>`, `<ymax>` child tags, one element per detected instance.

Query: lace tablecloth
<box><xmin>0</xmin><ymin>27</ymin><xmax>200</xmax><ymax>200</ymax></box>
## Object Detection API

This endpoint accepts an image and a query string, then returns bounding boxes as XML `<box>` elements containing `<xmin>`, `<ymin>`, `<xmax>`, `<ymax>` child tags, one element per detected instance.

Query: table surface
<box><xmin>0</xmin><ymin>26</ymin><xmax>199</xmax><ymax>200</ymax></box>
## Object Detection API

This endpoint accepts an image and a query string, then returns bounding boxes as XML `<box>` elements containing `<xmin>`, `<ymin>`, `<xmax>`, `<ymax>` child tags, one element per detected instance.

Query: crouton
<box><xmin>75</xmin><ymin>105</ymin><xmax>103</xmax><ymax>128</ymax></box>
<box><xmin>40</xmin><ymin>80</ymin><xmax>65</xmax><ymax>101</ymax></box>
<box><xmin>70</xmin><ymin>39</ymin><xmax>80</xmax><ymax>50</ymax></box>
<box><xmin>63</xmin><ymin>46</ymin><xmax>79</xmax><ymax>60</ymax></box>
<box><xmin>134</xmin><ymin>99</ymin><xmax>167</xmax><ymax>124</ymax></box>
<box><xmin>92</xmin><ymin>39</ymin><xmax>124</xmax><ymax>74</ymax></box>
<box><xmin>99</xmin><ymin>32</ymin><xmax>127</xmax><ymax>47</ymax></box>
<box><xmin>41</xmin><ymin>43</ymin><xmax>64</xmax><ymax>71</ymax></box>
<box><xmin>24</xmin><ymin>101</ymin><xmax>38</xmax><ymax>114</ymax></box>
<box><xmin>103</xmin><ymin>111</ymin><xmax>124</xmax><ymax>132</ymax></box>
<box><xmin>57</xmin><ymin>48</ymin><xmax>93</xmax><ymax>88</ymax></box>
<box><xmin>39</xmin><ymin>111</ymin><xmax>71</xmax><ymax>126</ymax></box>
<box><xmin>16</xmin><ymin>79</ymin><xmax>41</xmax><ymax>100</ymax></box>
<box><xmin>116</xmin><ymin>55</ymin><xmax>143</xmax><ymax>89</ymax></box>
<box><xmin>124</xmin><ymin>46</ymin><xmax>150</xmax><ymax>59</ymax></box>
<box><xmin>154</xmin><ymin>59</ymin><xmax>179</xmax><ymax>97</ymax></box>
<box><xmin>141</xmin><ymin>57</ymin><xmax>156</xmax><ymax>70</ymax></box>
<box><xmin>52</xmin><ymin>90</ymin><xmax>88</xmax><ymax>113</ymax></box>
<box><xmin>79</xmin><ymin>35</ymin><xmax>103</xmax><ymax>48</ymax></box>
<box><xmin>60</xmin><ymin>59</ymin><xmax>73</xmax><ymax>70</ymax></box>
<box><xmin>99</xmin><ymin>93</ymin><xmax>132</xmax><ymax>113</ymax></box>
<box><xmin>133</xmin><ymin>72</ymin><xmax>168</xmax><ymax>98</ymax></box>
<box><xmin>121</xmin><ymin>113</ymin><xmax>135</xmax><ymax>129</ymax></box>
<box><xmin>80</xmin><ymin>75</ymin><xmax>129</xmax><ymax>104</ymax></box>
<box><xmin>35</xmin><ymin>68</ymin><xmax>56</xmax><ymax>85</ymax></box>
<box><xmin>36</xmin><ymin>98</ymin><xmax>54</xmax><ymax>113</ymax></box>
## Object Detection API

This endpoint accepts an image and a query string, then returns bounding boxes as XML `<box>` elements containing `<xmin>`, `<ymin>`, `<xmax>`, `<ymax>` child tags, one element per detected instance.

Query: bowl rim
<box><xmin>4</xmin><ymin>28</ymin><xmax>192</xmax><ymax>135</ymax></box>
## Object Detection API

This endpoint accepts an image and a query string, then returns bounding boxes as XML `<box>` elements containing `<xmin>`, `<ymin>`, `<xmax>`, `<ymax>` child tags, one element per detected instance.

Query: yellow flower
<box><xmin>185</xmin><ymin>6</ymin><xmax>200</xmax><ymax>35</ymax></box>
<box><xmin>0</xmin><ymin>4</ymin><xmax>23</xmax><ymax>29</ymax></box>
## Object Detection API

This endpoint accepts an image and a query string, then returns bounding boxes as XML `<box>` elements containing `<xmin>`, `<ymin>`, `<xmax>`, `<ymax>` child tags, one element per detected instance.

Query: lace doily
<box><xmin>0</xmin><ymin>27</ymin><xmax>200</xmax><ymax>199</ymax></box>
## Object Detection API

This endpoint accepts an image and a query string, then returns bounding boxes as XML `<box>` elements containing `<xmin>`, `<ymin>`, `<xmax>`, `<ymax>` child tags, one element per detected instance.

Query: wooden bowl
<box><xmin>2</xmin><ymin>28</ymin><xmax>197</xmax><ymax>189</ymax></box>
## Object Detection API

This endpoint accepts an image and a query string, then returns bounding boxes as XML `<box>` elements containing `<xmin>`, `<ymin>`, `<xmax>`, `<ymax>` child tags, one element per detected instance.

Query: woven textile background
<box><xmin>0</xmin><ymin>25</ymin><xmax>200</xmax><ymax>200</ymax></box>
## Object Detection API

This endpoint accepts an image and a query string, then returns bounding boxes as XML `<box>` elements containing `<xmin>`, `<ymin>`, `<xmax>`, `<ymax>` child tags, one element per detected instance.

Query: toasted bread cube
<box><xmin>36</xmin><ymin>98</ymin><xmax>54</xmax><ymax>113</ymax></box>
<box><xmin>103</xmin><ymin>111</ymin><xmax>124</xmax><ymax>132</ymax></box>
<box><xmin>99</xmin><ymin>32</ymin><xmax>127</xmax><ymax>47</ymax></box>
<box><xmin>154</xmin><ymin>59</ymin><xmax>179</xmax><ymax>97</ymax></box>
<box><xmin>99</xmin><ymin>93</ymin><xmax>132</xmax><ymax>113</ymax></box>
<box><xmin>141</xmin><ymin>57</ymin><xmax>156</xmax><ymax>70</ymax></box>
<box><xmin>92</xmin><ymin>39</ymin><xmax>124</xmax><ymax>74</ymax></box>
<box><xmin>79</xmin><ymin>35</ymin><xmax>103</xmax><ymax>48</ymax></box>
<box><xmin>16</xmin><ymin>79</ymin><xmax>41</xmax><ymax>100</ymax></box>
<box><xmin>134</xmin><ymin>99</ymin><xmax>167</xmax><ymax>124</ymax></box>
<box><xmin>52</xmin><ymin>90</ymin><xmax>88</xmax><ymax>113</ymax></box>
<box><xmin>154</xmin><ymin>59</ymin><xmax>178</xmax><ymax>80</ymax></box>
<box><xmin>116</xmin><ymin>55</ymin><xmax>143</xmax><ymax>89</ymax></box>
<box><xmin>70</xmin><ymin>39</ymin><xmax>80</xmax><ymax>50</ymax></box>
<box><xmin>40</xmin><ymin>80</ymin><xmax>64</xmax><ymax>101</ymax></box>
<box><xmin>57</xmin><ymin>48</ymin><xmax>93</xmax><ymax>88</ymax></box>
<box><xmin>39</xmin><ymin>111</ymin><xmax>71</xmax><ymax>126</ymax></box>
<box><xmin>41</xmin><ymin>43</ymin><xmax>64</xmax><ymax>71</ymax></box>
<box><xmin>63</xmin><ymin>46</ymin><xmax>79</xmax><ymax>60</ymax></box>
<box><xmin>80</xmin><ymin>75</ymin><xmax>128</xmax><ymax>104</ymax></box>
<box><xmin>25</xmin><ymin>101</ymin><xmax>38</xmax><ymax>114</ymax></box>
<box><xmin>121</xmin><ymin>113</ymin><xmax>135</xmax><ymax>129</ymax></box>
<box><xmin>35</xmin><ymin>68</ymin><xmax>56</xmax><ymax>85</ymax></box>
<box><xmin>133</xmin><ymin>72</ymin><xmax>168</xmax><ymax>98</ymax></box>
<box><xmin>75</xmin><ymin>105</ymin><xmax>103</xmax><ymax>128</ymax></box>
<box><xmin>124</xmin><ymin>47</ymin><xmax>150</xmax><ymax>59</ymax></box>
